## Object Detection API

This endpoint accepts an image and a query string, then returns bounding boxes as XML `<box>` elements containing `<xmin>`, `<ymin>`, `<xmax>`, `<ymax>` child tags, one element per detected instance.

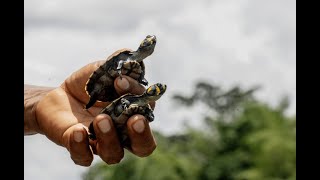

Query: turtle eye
<box><xmin>156</xmin><ymin>83</ymin><xmax>167</xmax><ymax>94</ymax></box>
<box><xmin>161</xmin><ymin>84</ymin><xmax>167</xmax><ymax>92</ymax></box>
<box><xmin>140</xmin><ymin>39</ymin><xmax>149</xmax><ymax>47</ymax></box>
<box><xmin>140</xmin><ymin>35</ymin><xmax>156</xmax><ymax>48</ymax></box>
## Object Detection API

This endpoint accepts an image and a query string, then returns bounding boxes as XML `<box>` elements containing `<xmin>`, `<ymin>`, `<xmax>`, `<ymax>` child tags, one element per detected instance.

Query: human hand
<box><xmin>35</xmin><ymin>61</ymin><xmax>157</xmax><ymax>166</ymax></box>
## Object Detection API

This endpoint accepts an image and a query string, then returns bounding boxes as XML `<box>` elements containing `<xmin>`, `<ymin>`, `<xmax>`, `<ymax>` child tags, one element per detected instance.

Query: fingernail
<box><xmin>133</xmin><ymin>118</ymin><xmax>145</xmax><ymax>133</ymax></box>
<box><xmin>74</xmin><ymin>131</ymin><xmax>83</xmax><ymax>142</ymax></box>
<box><xmin>117</xmin><ymin>78</ymin><xmax>130</xmax><ymax>90</ymax></box>
<box><xmin>98</xmin><ymin>118</ymin><xmax>111</xmax><ymax>133</ymax></box>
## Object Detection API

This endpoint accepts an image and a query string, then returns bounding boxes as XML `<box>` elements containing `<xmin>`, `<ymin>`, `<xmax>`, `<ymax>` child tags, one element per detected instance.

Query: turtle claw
<box><xmin>121</xmin><ymin>98</ymin><xmax>129</xmax><ymax>110</ymax></box>
<box><xmin>118</xmin><ymin>70</ymin><xmax>123</xmax><ymax>80</ymax></box>
<box><xmin>117</xmin><ymin>60</ymin><xmax>125</xmax><ymax>79</ymax></box>
<box><xmin>145</xmin><ymin>108</ymin><xmax>154</xmax><ymax>122</ymax></box>
<box><xmin>141</xmin><ymin>78</ymin><xmax>148</xmax><ymax>86</ymax></box>
<box><xmin>147</xmin><ymin>113</ymin><xmax>154</xmax><ymax>122</ymax></box>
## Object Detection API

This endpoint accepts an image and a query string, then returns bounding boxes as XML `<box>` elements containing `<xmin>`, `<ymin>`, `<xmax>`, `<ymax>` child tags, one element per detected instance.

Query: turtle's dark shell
<box><xmin>88</xmin><ymin>83</ymin><xmax>167</xmax><ymax>148</ymax></box>
<box><xmin>88</xmin><ymin>93</ymin><xmax>153</xmax><ymax>148</ymax></box>
<box><xmin>84</xmin><ymin>48</ymin><xmax>146</xmax><ymax>109</ymax></box>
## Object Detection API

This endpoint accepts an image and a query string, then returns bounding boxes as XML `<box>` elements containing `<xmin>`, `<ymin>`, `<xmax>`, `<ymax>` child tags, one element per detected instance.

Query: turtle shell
<box><xmin>84</xmin><ymin>48</ymin><xmax>146</xmax><ymax>109</ymax></box>
<box><xmin>88</xmin><ymin>82</ymin><xmax>167</xmax><ymax>148</ymax></box>
<box><xmin>88</xmin><ymin>93</ymin><xmax>153</xmax><ymax>148</ymax></box>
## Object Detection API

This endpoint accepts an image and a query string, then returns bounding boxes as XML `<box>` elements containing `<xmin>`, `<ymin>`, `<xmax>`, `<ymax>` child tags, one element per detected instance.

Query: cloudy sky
<box><xmin>24</xmin><ymin>0</ymin><xmax>296</xmax><ymax>179</ymax></box>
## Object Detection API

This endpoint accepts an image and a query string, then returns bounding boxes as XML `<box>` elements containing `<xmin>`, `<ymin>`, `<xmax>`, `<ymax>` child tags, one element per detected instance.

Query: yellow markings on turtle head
<box><xmin>147</xmin><ymin>85</ymin><xmax>160</xmax><ymax>95</ymax></box>
<box><xmin>146</xmin><ymin>37</ymin><xmax>153</xmax><ymax>45</ymax></box>
<box><xmin>155</xmin><ymin>85</ymin><xmax>161</xmax><ymax>95</ymax></box>
<box><xmin>147</xmin><ymin>86</ymin><xmax>153</xmax><ymax>94</ymax></box>
<box><xmin>140</xmin><ymin>35</ymin><xmax>156</xmax><ymax>47</ymax></box>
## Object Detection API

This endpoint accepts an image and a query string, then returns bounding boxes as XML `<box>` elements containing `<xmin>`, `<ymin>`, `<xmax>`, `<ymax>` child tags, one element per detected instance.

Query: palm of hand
<box><xmin>36</xmin><ymin>61</ymin><xmax>106</xmax><ymax>146</ymax></box>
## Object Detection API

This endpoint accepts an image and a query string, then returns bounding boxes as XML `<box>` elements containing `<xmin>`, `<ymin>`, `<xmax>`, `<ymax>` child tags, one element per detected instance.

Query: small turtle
<box><xmin>84</xmin><ymin>35</ymin><xmax>157</xmax><ymax>109</ymax></box>
<box><xmin>88</xmin><ymin>83</ymin><xmax>167</xmax><ymax>148</ymax></box>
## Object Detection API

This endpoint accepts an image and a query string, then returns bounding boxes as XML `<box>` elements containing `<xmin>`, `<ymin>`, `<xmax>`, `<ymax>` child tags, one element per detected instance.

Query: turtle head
<box><xmin>138</xmin><ymin>35</ymin><xmax>157</xmax><ymax>54</ymax></box>
<box><xmin>145</xmin><ymin>83</ymin><xmax>167</xmax><ymax>101</ymax></box>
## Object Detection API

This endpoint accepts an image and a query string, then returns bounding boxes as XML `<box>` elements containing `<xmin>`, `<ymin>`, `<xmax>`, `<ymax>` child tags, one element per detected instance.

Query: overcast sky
<box><xmin>24</xmin><ymin>0</ymin><xmax>296</xmax><ymax>179</ymax></box>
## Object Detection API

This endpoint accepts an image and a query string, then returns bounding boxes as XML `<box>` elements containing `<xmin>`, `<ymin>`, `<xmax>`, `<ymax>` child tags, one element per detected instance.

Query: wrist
<box><xmin>24</xmin><ymin>84</ymin><xmax>55</xmax><ymax>135</ymax></box>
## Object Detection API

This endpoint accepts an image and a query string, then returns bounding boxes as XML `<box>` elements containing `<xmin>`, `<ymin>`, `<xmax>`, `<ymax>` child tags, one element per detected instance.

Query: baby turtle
<box><xmin>88</xmin><ymin>83</ymin><xmax>167</xmax><ymax>148</ymax></box>
<box><xmin>84</xmin><ymin>35</ymin><xmax>157</xmax><ymax>109</ymax></box>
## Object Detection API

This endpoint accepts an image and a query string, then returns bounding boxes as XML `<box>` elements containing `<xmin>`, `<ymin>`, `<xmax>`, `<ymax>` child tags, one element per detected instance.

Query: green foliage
<box><xmin>83</xmin><ymin>82</ymin><xmax>296</xmax><ymax>180</ymax></box>
<box><xmin>83</xmin><ymin>132</ymin><xmax>202</xmax><ymax>180</ymax></box>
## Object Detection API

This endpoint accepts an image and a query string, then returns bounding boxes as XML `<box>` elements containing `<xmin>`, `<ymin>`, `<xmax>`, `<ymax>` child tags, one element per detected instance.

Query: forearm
<box><xmin>24</xmin><ymin>84</ymin><xmax>55</xmax><ymax>135</ymax></box>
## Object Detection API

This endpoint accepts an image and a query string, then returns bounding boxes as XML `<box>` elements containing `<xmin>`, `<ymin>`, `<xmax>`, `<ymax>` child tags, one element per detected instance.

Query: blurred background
<box><xmin>24</xmin><ymin>0</ymin><xmax>296</xmax><ymax>179</ymax></box>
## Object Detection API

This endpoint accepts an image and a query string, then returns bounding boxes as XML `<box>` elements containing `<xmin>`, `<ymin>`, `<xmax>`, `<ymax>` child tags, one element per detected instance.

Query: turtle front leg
<box><xmin>121</xmin><ymin>98</ymin><xmax>130</xmax><ymax>110</ymax></box>
<box><xmin>140</xmin><ymin>78</ymin><xmax>148</xmax><ymax>86</ymax></box>
<box><xmin>117</xmin><ymin>104</ymin><xmax>143</xmax><ymax>124</ymax></box>
<box><xmin>136</xmin><ymin>73</ymin><xmax>148</xmax><ymax>86</ymax></box>
<box><xmin>116</xmin><ymin>60</ymin><xmax>125</xmax><ymax>79</ymax></box>
<box><xmin>144</xmin><ymin>107</ymin><xmax>154</xmax><ymax>122</ymax></box>
<box><xmin>122</xmin><ymin>61</ymin><xmax>146</xmax><ymax>83</ymax></box>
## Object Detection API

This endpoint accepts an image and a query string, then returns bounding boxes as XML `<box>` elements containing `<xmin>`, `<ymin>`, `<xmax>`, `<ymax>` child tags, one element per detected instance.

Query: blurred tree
<box><xmin>172</xmin><ymin>82</ymin><xmax>260</xmax><ymax>116</ymax></box>
<box><xmin>83</xmin><ymin>131</ymin><xmax>202</xmax><ymax>180</ymax></box>
<box><xmin>83</xmin><ymin>81</ymin><xmax>296</xmax><ymax>180</ymax></box>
